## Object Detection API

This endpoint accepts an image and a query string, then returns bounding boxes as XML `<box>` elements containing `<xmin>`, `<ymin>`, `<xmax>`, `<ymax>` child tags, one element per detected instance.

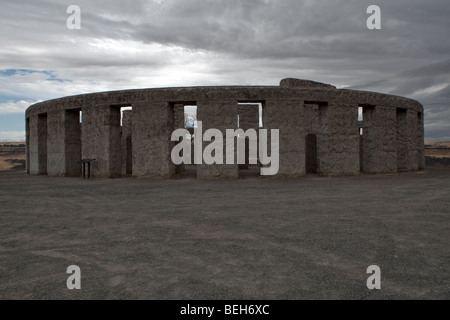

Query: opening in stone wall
<box><xmin>65</xmin><ymin>109</ymin><xmax>82</xmax><ymax>177</ymax></box>
<box><xmin>108</xmin><ymin>105</ymin><xmax>124</xmax><ymax>178</ymax></box>
<box><xmin>182</xmin><ymin>105</ymin><xmax>197</xmax><ymax>178</ymax></box>
<box><xmin>120</xmin><ymin>106</ymin><xmax>133</xmax><ymax>176</ymax></box>
<box><xmin>359</xmin><ymin>104</ymin><xmax>375</xmax><ymax>173</ymax></box>
<box><xmin>237</xmin><ymin>102</ymin><xmax>263</xmax><ymax>178</ymax></box>
<box><xmin>170</xmin><ymin>103</ymin><xmax>197</xmax><ymax>178</ymax></box>
<box><xmin>304</xmin><ymin>101</ymin><xmax>328</xmax><ymax>174</ymax></box>
<box><xmin>305</xmin><ymin>133</ymin><xmax>318</xmax><ymax>173</ymax></box>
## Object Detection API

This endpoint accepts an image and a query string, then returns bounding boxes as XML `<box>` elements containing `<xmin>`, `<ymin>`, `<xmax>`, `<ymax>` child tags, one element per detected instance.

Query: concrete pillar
<box><xmin>320</xmin><ymin>102</ymin><xmax>360</xmax><ymax>175</ymax></box>
<box><xmin>132</xmin><ymin>101</ymin><xmax>175</xmax><ymax>178</ymax></box>
<box><xmin>264</xmin><ymin>99</ymin><xmax>304</xmax><ymax>177</ymax></box>
<box><xmin>196</xmin><ymin>99</ymin><xmax>238</xmax><ymax>179</ymax></box>
<box><xmin>81</xmin><ymin>104</ymin><xmax>122</xmax><ymax>178</ymax></box>
<box><xmin>360</xmin><ymin>106</ymin><xmax>397</xmax><ymax>173</ymax></box>
<box><xmin>405</xmin><ymin>109</ymin><xmax>419</xmax><ymax>171</ymax></box>
<box><xmin>45</xmin><ymin>109</ymin><xmax>82</xmax><ymax>177</ymax></box>
<box><xmin>26</xmin><ymin>118</ymin><xmax>30</xmax><ymax>174</ymax></box>
<box><xmin>417</xmin><ymin>112</ymin><xmax>425</xmax><ymax>170</ymax></box>
<box><xmin>316</xmin><ymin>103</ymin><xmax>329</xmax><ymax>175</ymax></box>
<box><xmin>29</xmin><ymin>114</ymin><xmax>48</xmax><ymax>175</ymax></box>
<box><xmin>47</xmin><ymin>110</ymin><xmax>66</xmax><ymax>176</ymax></box>
<box><xmin>28</xmin><ymin>115</ymin><xmax>39</xmax><ymax>174</ymax></box>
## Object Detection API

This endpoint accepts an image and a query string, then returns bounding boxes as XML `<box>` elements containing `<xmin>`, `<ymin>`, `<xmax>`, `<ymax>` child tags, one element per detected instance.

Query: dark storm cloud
<box><xmin>0</xmin><ymin>0</ymin><xmax>448</xmax><ymax>140</ymax></box>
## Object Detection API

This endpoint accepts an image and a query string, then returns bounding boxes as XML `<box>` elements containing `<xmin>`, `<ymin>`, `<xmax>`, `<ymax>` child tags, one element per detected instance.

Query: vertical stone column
<box><xmin>316</xmin><ymin>103</ymin><xmax>329</xmax><ymax>175</ymax></box>
<box><xmin>82</xmin><ymin>104</ymin><xmax>113</xmax><ymax>178</ymax></box>
<box><xmin>196</xmin><ymin>99</ymin><xmax>238</xmax><ymax>179</ymax></box>
<box><xmin>360</xmin><ymin>105</ymin><xmax>375</xmax><ymax>173</ymax></box>
<box><xmin>375</xmin><ymin>106</ymin><xmax>397</xmax><ymax>173</ymax></box>
<box><xmin>37</xmin><ymin>114</ymin><xmax>48</xmax><ymax>175</ymax></box>
<box><xmin>396</xmin><ymin>108</ymin><xmax>408</xmax><ymax>172</ymax></box>
<box><xmin>46</xmin><ymin>110</ymin><xmax>66</xmax><ymax>176</ymax></box>
<box><xmin>43</xmin><ymin>109</ymin><xmax>82</xmax><ymax>177</ymax></box>
<box><xmin>264</xmin><ymin>99</ymin><xmax>304</xmax><ymax>177</ymax></box>
<box><xmin>29</xmin><ymin>113</ymin><xmax>48</xmax><ymax>175</ymax></box>
<box><xmin>26</xmin><ymin>117</ymin><xmax>30</xmax><ymax>174</ymax></box>
<box><xmin>320</xmin><ymin>102</ymin><xmax>360</xmax><ymax>175</ymax></box>
<box><xmin>132</xmin><ymin>101</ymin><xmax>175</xmax><ymax>178</ymax></box>
<box><xmin>405</xmin><ymin>109</ymin><xmax>419</xmax><ymax>171</ymax></box>
<box><xmin>417</xmin><ymin>111</ymin><xmax>425</xmax><ymax>170</ymax></box>
<box><xmin>360</xmin><ymin>106</ymin><xmax>397</xmax><ymax>173</ymax></box>
<box><xmin>28</xmin><ymin>115</ymin><xmax>40</xmax><ymax>174</ymax></box>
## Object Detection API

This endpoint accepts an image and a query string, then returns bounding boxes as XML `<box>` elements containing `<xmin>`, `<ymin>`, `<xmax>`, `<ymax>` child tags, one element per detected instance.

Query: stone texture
<box><xmin>132</xmin><ymin>101</ymin><xmax>174</xmax><ymax>178</ymax></box>
<box><xmin>360</xmin><ymin>105</ymin><xmax>397</xmax><ymax>173</ymax></box>
<box><xmin>265</xmin><ymin>99</ymin><xmax>304</xmax><ymax>176</ymax></box>
<box><xmin>46</xmin><ymin>110</ymin><xmax>65</xmax><ymax>176</ymax></box>
<box><xmin>25</xmin><ymin>78</ymin><xmax>425</xmax><ymax>179</ymax></box>
<box><xmin>197</xmin><ymin>100</ymin><xmax>239</xmax><ymax>179</ymax></box>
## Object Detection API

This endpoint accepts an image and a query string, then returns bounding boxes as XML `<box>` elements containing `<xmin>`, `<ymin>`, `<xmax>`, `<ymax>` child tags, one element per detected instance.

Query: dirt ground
<box><xmin>0</xmin><ymin>166</ymin><xmax>448</xmax><ymax>300</ymax></box>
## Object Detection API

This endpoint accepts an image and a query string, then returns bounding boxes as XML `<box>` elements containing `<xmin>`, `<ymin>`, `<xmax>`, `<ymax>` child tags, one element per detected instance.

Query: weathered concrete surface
<box><xmin>46</xmin><ymin>110</ymin><xmax>66</xmax><ymax>176</ymax></box>
<box><xmin>360</xmin><ymin>106</ymin><xmax>397</xmax><ymax>173</ymax></box>
<box><xmin>132</xmin><ymin>101</ymin><xmax>174</xmax><ymax>178</ymax></box>
<box><xmin>0</xmin><ymin>168</ymin><xmax>448</xmax><ymax>299</ymax></box>
<box><xmin>196</xmin><ymin>100</ymin><xmax>239</xmax><ymax>179</ymax></box>
<box><xmin>25</xmin><ymin>78</ymin><xmax>425</xmax><ymax>179</ymax></box>
<box><xmin>81</xmin><ymin>104</ymin><xmax>110</xmax><ymax>178</ymax></box>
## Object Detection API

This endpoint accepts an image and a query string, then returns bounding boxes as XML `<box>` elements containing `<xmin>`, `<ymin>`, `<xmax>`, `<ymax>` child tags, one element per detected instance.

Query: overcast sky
<box><xmin>0</xmin><ymin>0</ymin><xmax>449</xmax><ymax>141</ymax></box>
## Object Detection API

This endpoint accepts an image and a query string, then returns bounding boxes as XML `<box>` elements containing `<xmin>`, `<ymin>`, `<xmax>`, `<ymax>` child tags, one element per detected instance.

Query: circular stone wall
<box><xmin>25</xmin><ymin>78</ymin><xmax>424</xmax><ymax>179</ymax></box>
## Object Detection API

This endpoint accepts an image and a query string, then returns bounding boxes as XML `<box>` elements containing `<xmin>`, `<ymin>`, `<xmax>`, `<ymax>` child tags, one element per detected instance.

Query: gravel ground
<box><xmin>0</xmin><ymin>167</ymin><xmax>448</xmax><ymax>299</ymax></box>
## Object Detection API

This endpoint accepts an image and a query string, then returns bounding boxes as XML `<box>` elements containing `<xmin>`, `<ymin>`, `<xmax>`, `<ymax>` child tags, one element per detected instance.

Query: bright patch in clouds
<box><xmin>413</xmin><ymin>83</ymin><xmax>449</xmax><ymax>96</ymax></box>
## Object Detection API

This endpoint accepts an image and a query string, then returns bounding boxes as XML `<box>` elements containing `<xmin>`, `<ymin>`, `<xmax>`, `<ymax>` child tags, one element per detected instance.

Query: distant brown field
<box><xmin>424</xmin><ymin>141</ymin><xmax>450</xmax><ymax>159</ymax></box>
<box><xmin>0</xmin><ymin>142</ymin><xmax>26</xmax><ymax>171</ymax></box>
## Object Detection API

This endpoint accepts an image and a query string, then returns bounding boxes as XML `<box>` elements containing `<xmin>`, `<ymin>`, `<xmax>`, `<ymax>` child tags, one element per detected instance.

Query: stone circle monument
<box><xmin>25</xmin><ymin>78</ymin><xmax>424</xmax><ymax>179</ymax></box>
